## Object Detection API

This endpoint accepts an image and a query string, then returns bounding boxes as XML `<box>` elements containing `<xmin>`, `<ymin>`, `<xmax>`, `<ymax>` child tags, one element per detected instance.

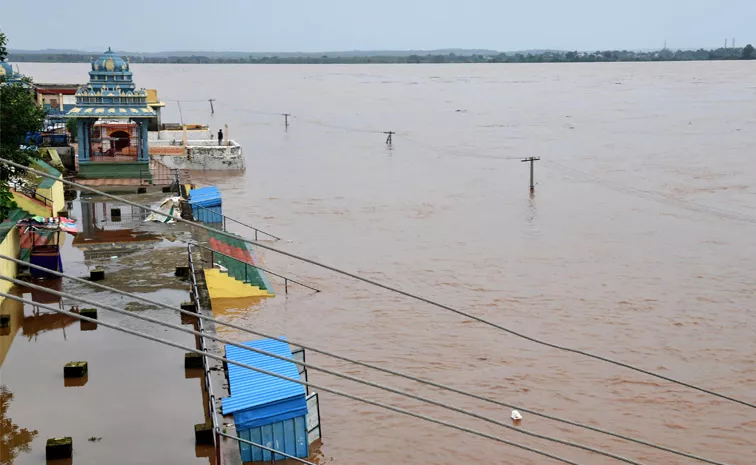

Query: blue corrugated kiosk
<box><xmin>223</xmin><ymin>338</ymin><xmax>310</xmax><ymax>462</ymax></box>
<box><xmin>188</xmin><ymin>186</ymin><xmax>223</xmax><ymax>224</ymax></box>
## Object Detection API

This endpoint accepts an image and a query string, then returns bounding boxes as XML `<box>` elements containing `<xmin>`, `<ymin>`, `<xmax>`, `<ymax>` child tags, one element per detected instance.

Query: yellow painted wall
<box><xmin>11</xmin><ymin>191</ymin><xmax>51</xmax><ymax>217</ymax></box>
<box><xmin>37</xmin><ymin>177</ymin><xmax>65</xmax><ymax>215</ymax></box>
<box><xmin>203</xmin><ymin>268</ymin><xmax>273</xmax><ymax>300</ymax></box>
<box><xmin>0</xmin><ymin>225</ymin><xmax>20</xmax><ymax>305</ymax></box>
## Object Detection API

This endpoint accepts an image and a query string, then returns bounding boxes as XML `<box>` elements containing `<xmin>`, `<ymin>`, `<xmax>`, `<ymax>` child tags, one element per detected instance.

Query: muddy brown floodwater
<box><xmin>12</xmin><ymin>61</ymin><xmax>756</xmax><ymax>464</ymax></box>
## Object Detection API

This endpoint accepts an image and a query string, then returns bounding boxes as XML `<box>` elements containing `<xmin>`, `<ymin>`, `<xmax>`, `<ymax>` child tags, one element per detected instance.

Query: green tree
<box><xmin>0</xmin><ymin>31</ymin><xmax>6</xmax><ymax>61</ymax></box>
<box><xmin>0</xmin><ymin>29</ymin><xmax>47</xmax><ymax>221</ymax></box>
<box><xmin>0</xmin><ymin>385</ymin><xmax>39</xmax><ymax>465</ymax></box>
<box><xmin>742</xmin><ymin>44</ymin><xmax>755</xmax><ymax>60</ymax></box>
<box><xmin>66</xmin><ymin>118</ymin><xmax>78</xmax><ymax>142</ymax></box>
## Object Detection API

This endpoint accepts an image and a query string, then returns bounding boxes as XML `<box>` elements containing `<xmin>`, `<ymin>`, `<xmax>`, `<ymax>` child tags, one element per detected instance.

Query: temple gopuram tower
<box><xmin>66</xmin><ymin>48</ymin><xmax>157</xmax><ymax>181</ymax></box>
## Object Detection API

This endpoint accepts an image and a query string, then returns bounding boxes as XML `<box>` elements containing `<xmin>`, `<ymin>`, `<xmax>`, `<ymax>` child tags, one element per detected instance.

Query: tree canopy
<box><xmin>742</xmin><ymin>44</ymin><xmax>755</xmax><ymax>60</ymax></box>
<box><xmin>0</xmin><ymin>29</ymin><xmax>47</xmax><ymax>221</ymax></box>
<box><xmin>9</xmin><ymin>45</ymin><xmax>756</xmax><ymax>64</ymax></box>
<box><xmin>0</xmin><ymin>31</ymin><xmax>7</xmax><ymax>61</ymax></box>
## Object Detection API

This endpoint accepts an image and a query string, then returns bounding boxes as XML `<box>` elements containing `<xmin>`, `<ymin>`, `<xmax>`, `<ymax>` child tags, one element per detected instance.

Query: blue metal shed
<box><xmin>223</xmin><ymin>338</ymin><xmax>309</xmax><ymax>462</ymax></box>
<box><xmin>188</xmin><ymin>186</ymin><xmax>223</xmax><ymax>224</ymax></box>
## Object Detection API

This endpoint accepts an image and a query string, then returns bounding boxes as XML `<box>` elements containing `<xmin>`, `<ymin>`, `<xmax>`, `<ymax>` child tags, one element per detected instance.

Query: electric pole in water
<box><xmin>208</xmin><ymin>99</ymin><xmax>215</xmax><ymax>114</ymax></box>
<box><xmin>283</xmin><ymin>113</ymin><xmax>290</xmax><ymax>128</ymax></box>
<box><xmin>384</xmin><ymin>131</ymin><xmax>395</xmax><ymax>145</ymax></box>
<box><xmin>521</xmin><ymin>157</ymin><xmax>540</xmax><ymax>192</ymax></box>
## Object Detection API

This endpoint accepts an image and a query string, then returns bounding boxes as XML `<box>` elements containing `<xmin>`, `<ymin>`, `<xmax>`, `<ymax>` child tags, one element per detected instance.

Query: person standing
<box><xmin>218</xmin><ymin>128</ymin><xmax>223</xmax><ymax>146</ymax></box>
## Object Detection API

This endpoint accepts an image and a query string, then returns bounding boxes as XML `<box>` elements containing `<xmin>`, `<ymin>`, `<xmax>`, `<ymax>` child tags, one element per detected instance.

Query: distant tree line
<box><xmin>9</xmin><ymin>45</ymin><xmax>756</xmax><ymax>64</ymax></box>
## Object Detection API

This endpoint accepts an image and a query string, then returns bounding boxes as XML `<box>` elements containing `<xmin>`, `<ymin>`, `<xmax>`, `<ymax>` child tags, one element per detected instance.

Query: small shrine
<box><xmin>0</xmin><ymin>60</ymin><xmax>28</xmax><ymax>87</ymax></box>
<box><xmin>65</xmin><ymin>48</ymin><xmax>157</xmax><ymax>180</ymax></box>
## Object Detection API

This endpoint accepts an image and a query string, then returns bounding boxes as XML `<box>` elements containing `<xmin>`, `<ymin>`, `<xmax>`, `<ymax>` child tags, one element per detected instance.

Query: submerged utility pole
<box><xmin>521</xmin><ymin>157</ymin><xmax>540</xmax><ymax>192</ymax></box>
<box><xmin>208</xmin><ymin>99</ymin><xmax>215</xmax><ymax>114</ymax></box>
<box><xmin>384</xmin><ymin>131</ymin><xmax>395</xmax><ymax>145</ymax></box>
<box><xmin>283</xmin><ymin>113</ymin><xmax>290</xmax><ymax>128</ymax></box>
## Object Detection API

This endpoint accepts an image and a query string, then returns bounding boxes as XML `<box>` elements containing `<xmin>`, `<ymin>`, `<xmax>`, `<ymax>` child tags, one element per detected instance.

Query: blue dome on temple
<box><xmin>92</xmin><ymin>47</ymin><xmax>129</xmax><ymax>73</ymax></box>
<box><xmin>0</xmin><ymin>61</ymin><xmax>13</xmax><ymax>77</ymax></box>
<box><xmin>0</xmin><ymin>60</ymin><xmax>27</xmax><ymax>86</ymax></box>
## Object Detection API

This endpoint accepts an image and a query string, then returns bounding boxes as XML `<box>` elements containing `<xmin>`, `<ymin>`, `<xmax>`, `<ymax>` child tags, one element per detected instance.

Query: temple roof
<box><xmin>0</xmin><ymin>61</ymin><xmax>13</xmax><ymax>77</ymax></box>
<box><xmin>65</xmin><ymin>48</ymin><xmax>156</xmax><ymax>119</ymax></box>
<box><xmin>67</xmin><ymin>107</ymin><xmax>156</xmax><ymax>117</ymax></box>
<box><xmin>0</xmin><ymin>60</ymin><xmax>29</xmax><ymax>87</ymax></box>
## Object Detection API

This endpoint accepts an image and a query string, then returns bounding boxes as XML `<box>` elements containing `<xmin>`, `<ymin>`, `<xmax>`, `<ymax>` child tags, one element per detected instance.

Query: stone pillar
<box><xmin>77</xmin><ymin>120</ymin><xmax>89</xmax><ymax>162</ymax></box>
<box><xmin>138</xmin><ymin>119</ymin><xmax>150</xmax><ymax>162</ymax></box>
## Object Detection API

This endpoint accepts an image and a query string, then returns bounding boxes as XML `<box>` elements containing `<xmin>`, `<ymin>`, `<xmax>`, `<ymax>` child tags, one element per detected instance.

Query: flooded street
<box><xmin>9</xmin><ymin>61</ymin><xmax>756</xmax><ymax>464</ymax></box>
<box><xmin>1</xmin><ymin>193</ymin><xmax>213</xmax><ymax>465</ymax></box>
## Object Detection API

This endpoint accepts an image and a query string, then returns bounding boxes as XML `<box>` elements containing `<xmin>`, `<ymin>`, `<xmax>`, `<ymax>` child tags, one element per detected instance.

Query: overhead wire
<box><xmin>543</xmin><ymin>160</ymin><xmax>756</xmax><ymax>225</ymax></box>
<box><xmin>0</xmin><ymin>253</ymin><xmax>729</xmax><ymax>465</ymax></box>
<box><xmin>403</xmin><ymin>136</ymin><xmax>524</xmax><ymax>161</ymax></box>
<box><xmin>0</xmin><ymin>291</ymin><xmax>586</xmax><ymax>465</ymax></box>
<box><xmin>165</xmin><ymin>98</ymin><xmax>756</xmax><ymax>225</ymax></box>
<box><xmin>3</xmin><ymin>156</ymin><xmax>754</xmax><ymax>413</ymax></box>
<box><xmin>0</xmin><ymin>271</ymin><xmax>651</xmax><ymax>465</ymax></box>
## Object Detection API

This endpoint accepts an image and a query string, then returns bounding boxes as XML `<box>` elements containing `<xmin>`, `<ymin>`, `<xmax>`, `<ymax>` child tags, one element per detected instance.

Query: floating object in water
<box><xmin>511</xmin><ymin>410</ymin><xmax>523</xmax><ymax>421</ymax></box>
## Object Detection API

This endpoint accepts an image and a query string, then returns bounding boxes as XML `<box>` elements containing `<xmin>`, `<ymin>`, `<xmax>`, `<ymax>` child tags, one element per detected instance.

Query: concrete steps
<box><xmin>206</xmin><ymin>230</ymin><xmax>272</xmax><ymax>295</ymax></box>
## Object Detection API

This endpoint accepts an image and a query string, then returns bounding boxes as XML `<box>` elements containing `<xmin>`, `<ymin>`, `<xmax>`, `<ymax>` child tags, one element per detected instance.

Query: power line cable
<box><xmin>403</xmin><ymin>136</ymin><xmax>523</xmax><ymax>161</ymax></box>
<box><xmin>0</xmin><ymin>253</ymin><xmax>727</xmax><ymax>465</ymax></box>
<box><xmin>3</xmin><ymin>157</ymin><xmax>754</xmax><ymax>412</ymax></box>
<box><xmin>0</xmin><ymin>272</ymin><xmax>648</xmax><ymax>465</ymax></box>
<box><xmin>543</xmin><ymin>160</ymin><xmax>756</xmax><ymax>225</ymax></box>
<box><xmin>0</xmin><ymin>291</ymin><xmax>586</xmax><ymax>465</ymax></box>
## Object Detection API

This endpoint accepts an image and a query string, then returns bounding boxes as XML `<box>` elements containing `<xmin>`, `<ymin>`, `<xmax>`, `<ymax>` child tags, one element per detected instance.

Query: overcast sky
<box><xmin>2</xmin><ymin>0</ymin><xmax>754</xmax><ymax>52</ymax></box>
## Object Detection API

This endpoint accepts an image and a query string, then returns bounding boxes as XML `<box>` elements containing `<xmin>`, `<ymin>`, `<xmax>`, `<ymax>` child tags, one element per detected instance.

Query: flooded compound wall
<box><xmin>152</xmin><ymin>141</ymin><xmax>245</xmax><ymax>171</ymax></box>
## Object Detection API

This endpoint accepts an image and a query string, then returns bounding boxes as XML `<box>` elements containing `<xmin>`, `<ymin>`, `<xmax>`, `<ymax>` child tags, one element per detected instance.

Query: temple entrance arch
<box><xmin>110</xmin><ymin>130</ymin><xmax>130</xmax><ymax>151</ymax></box>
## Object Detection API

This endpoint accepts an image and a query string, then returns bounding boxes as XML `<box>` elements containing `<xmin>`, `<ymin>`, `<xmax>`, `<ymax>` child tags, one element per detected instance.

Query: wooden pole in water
<box><xmin>521</xmin><ymin>157</ymin><xmax>540</xmax><ymax>192</ymax></box>
<box><xmin>208</xmin><ymin>99</ymin><xmax>215</xmax><ymax>114</ymax></box>
<box><xmin>384</xmin><ymin>131</ymin><xmax>395</xmax><ymax>145</ymax></box>
<box><xmin>283</xmin><ymin>113</ymin><xmax>290</xmax><ymax>128</ymax></box>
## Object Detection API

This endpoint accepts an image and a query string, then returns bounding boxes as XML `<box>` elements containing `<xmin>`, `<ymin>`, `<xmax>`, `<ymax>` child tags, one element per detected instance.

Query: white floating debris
<box><xmin>511</xmin><ymin>410</ymin><xmax>523</xmax><ymax>421</ymax></box>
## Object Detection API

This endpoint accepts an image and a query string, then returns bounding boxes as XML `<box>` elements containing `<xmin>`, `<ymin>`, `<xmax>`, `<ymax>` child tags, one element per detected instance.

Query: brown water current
<box><xmin>7</xmin><ymin>61</ymin><xmax>756</xmax><ymax>464</ymax></box>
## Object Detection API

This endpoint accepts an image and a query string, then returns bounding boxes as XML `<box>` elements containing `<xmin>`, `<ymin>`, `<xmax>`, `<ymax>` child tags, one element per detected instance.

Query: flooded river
<box><xmin>9</xmin><ymin>61</ymin><xmax>756</xmax><ymax>464</ymax></box>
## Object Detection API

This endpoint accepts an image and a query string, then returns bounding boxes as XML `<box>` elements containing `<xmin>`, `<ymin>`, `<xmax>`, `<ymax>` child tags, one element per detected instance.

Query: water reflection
<box><xmin>73</xmin><ymin>201</ymin><xmax>160</xmax><ymax>261</ymax></box>
<box><xmin>0</xmin><ymin>294</ymin><xmax>24</xmax><ymax>367</ymax></box>
<box><xmin>64</xmin><ymin>374</ymin><xmax>89</xmax><ymax>388</ymax></box>
<box><xmin>0</xmin><ymin>385</ymin><xmax>38</xmax><ymax>465</ymax></box>
<box><xmin>22</xmin><ymin>311</ymin><xmax>77</xmax><ymax>341</ymax></box>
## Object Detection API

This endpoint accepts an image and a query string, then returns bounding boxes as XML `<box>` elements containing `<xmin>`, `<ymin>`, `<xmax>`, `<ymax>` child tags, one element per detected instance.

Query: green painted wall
<box><xmin>77</xmin><ymin>162</ymin><xmax>151</xmax><ymax>180</ymax></box>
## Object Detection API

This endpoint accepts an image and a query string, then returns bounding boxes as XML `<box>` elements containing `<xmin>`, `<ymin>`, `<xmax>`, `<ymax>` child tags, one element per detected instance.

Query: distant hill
<box><xmin>9</xmin><ymin>46</ymin><xmax>751</xmax><ymax>65</ymax></box>
<box><xmin>9</xmin><ymin>48</ymin><xmax>503</xmax><ymax>58</ymax></box>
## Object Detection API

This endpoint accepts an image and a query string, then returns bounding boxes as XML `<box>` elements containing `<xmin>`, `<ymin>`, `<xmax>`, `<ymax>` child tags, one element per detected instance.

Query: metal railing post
<box><xmin>285</xmin><ymin>279</ymin><xmax>288</xmax><ymax>295</ymax></box>
<box><xmin>255</xmin><ymin>229</ymin><xmax>258</xmax><ymax>241</ymax></box>
<box><xmin>215</xmin><ymin>430</ymin><xmax>221</xmax><ymax>465</ymax></box>
<box><xmin>223</xmin><ymin>216</ymin><xmax>226</xmax><ymax>231</ymax></box>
